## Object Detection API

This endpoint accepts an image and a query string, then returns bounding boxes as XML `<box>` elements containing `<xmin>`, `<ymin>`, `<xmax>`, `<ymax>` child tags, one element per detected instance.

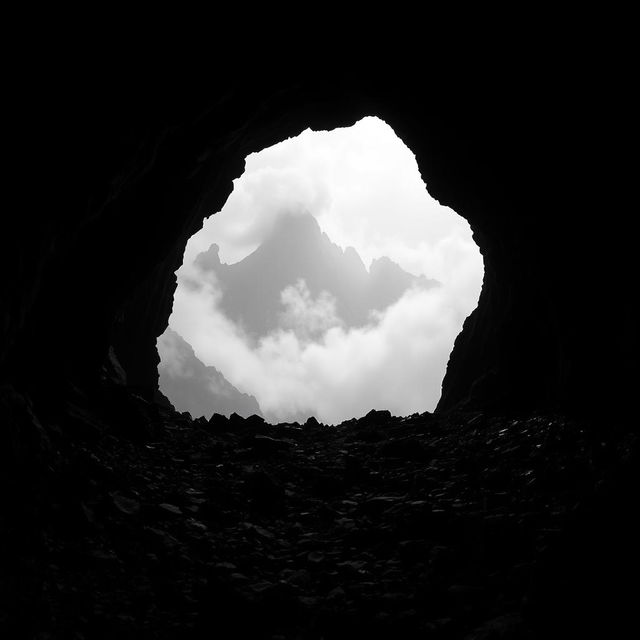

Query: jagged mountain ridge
<box><xmin>157</xmin><ymin>329</ymin><xmax>261</xmax><ymax>419</ymax></box>
<box><xmin>195</xmin><ymin>212</ymin><xmax>439</xmax><ymax>338</ymax></box>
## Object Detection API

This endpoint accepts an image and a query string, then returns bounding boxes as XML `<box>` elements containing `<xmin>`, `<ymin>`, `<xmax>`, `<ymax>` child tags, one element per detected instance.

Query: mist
<box><xmin>159</xmin><ymin>117</ymin><xmax>483</xmax><ymax>424</ymax></box>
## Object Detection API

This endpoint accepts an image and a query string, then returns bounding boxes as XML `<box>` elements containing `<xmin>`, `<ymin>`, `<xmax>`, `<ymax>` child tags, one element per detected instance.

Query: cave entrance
<box><xmin>157</xmin><ymin>117</ymin><xmax>483</xmax><ymax>425</ymax></box>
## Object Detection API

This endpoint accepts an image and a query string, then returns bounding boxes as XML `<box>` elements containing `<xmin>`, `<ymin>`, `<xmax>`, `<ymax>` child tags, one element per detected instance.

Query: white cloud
<box><xmin>279</xmin><ymin>279</ymin><xmax>343</xmax><ymax>341</ymax></box>
<box><xmin>163</xmin><ymin>116</ymin><xmax>484</xmax><ymax>423</ymax></box>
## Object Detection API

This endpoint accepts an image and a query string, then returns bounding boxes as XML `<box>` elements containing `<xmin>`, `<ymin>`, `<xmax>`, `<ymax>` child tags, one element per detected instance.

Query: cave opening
<box><xmin>3</xmin><ymin>64</ymin><xmax>638</xmax><ymax>638</ymax></box>
<box><xmin>157</xmin><ymin>116</ymin><xmax>484</xmax><ymax>425</ymax></box>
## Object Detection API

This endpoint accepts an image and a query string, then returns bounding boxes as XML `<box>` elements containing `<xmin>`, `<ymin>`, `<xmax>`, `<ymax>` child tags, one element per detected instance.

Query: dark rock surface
<box><xmin>1</xmin><ymin>390</ymin><xmax>637</xmax><ymax>637</ymax></box>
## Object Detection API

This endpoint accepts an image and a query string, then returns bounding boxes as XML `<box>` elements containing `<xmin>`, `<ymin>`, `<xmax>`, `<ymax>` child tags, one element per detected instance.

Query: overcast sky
<box><xmin>162</xmin><ymin>117</ymin><xmax>484</xmax><ymax>423</ymax></box>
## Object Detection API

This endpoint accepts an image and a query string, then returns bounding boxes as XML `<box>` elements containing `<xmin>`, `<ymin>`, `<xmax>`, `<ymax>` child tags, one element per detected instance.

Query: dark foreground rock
<box><xmin>0</xmin><ymin>392</ymin><xmax>638</xmax><ymax>638</ymax></box>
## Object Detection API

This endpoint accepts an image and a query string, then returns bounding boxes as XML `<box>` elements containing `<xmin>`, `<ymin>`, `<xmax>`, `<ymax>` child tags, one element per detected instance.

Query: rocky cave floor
<box><xmin>2</xmin><ymin>390</ymin><xmax>637</xmax><ymax>639</ymax></box>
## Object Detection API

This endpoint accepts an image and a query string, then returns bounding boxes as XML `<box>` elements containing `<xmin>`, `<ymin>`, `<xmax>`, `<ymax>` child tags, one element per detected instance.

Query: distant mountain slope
<box><xmin>157</xmin><ymin>329</ymin><xmax>261</xmax><ymax>419</ymax></box>
<box><xmin>195</xmin><ymin>212</ymin><xmax>438</xmax><ymax>338</ymax></box>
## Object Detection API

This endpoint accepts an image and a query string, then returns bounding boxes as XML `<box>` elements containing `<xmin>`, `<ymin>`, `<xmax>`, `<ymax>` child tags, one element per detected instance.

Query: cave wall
<box><xmin>2</xmin><ymin>61</ymin><xmax>635</xmax><ymax>420</ymax></box>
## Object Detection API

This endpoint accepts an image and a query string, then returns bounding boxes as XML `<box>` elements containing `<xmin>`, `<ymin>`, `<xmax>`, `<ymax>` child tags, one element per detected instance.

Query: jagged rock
<box><xmin>229</xmin><ymin>413</ymin><xmax>246</xmax><ymax>428</ymax></box>
<box><xmin>157</xmin><ymin>503</ymin><xmax>182</xmax><ymax>516</ymax></box>
<box><xmin>245</xmin><ymin>414</ymin><xmax>265</xmax><ymax>428</ymax></box>
<box><xmin>251</xmin><ymin>434</ymin><xmax>293</xmax><ymax>455</ymax></box>
<box><xmin>208</xmin><ymin>413</ymin><xmax>229</xmax><ymax>430</ymax></box>
<box><xmin>110</xmin><ymin>493</ymin><xmax>140</xmax><ymax>515</ymax></box>
<box><xmin>361</xmin><ymin>409</ymin><xmax>392</xmax><ymax>425</ymax></box>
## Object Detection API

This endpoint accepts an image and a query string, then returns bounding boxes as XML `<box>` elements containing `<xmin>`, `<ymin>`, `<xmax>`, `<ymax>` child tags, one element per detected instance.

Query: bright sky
<box><xmin>165</xmin><ymin>117</ymin><xmax>484</xmax><ymax>423</ymax></box>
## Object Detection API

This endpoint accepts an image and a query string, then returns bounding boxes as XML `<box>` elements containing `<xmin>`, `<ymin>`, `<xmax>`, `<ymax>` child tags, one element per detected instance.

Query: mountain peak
<box><xmin>157</xmin><ymin>329</ymin><xmax>262</xmax><ymax>419</ymax></box>
<box><xmin>194</xmin><ymin>243</ymin><xmax>221</xmax><ymax>272</ymax></box>
<box><xmin>269</xmin><ymin>211</ymin><xmax>322</xmax><ymax>237</ymax></box>
<box><xmin>192</xmin><ymin>214</ymin><xmax>437</xmax><ymax>339</ymax></box>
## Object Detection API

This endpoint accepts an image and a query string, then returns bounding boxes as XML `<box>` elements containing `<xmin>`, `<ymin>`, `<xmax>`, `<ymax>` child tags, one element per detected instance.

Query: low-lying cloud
<box><xmin>168</xmin><ymin>262</ymin><xmax>469</xmax><ymax>424</ymax></box>
<box><xmin>279</xmin><ymin>280</ymin><xmax>343</xmax><ymax>341</ymax></box>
